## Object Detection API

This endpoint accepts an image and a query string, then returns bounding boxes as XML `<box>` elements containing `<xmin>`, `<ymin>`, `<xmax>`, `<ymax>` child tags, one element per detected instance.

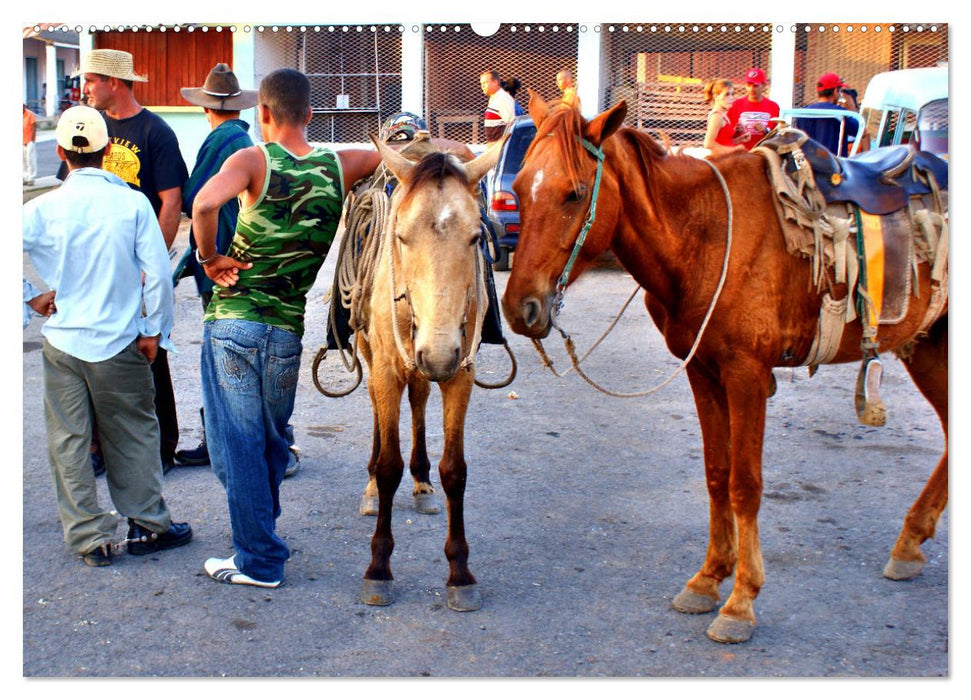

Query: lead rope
<box><xmin>533</xmin><ymin>155</ymin><xmax>733</xmax><ymax>398</ymax></box>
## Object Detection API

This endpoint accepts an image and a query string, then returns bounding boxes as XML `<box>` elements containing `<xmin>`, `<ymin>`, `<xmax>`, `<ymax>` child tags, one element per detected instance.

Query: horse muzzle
<box><xmin>414</xmin><ymin>341</ymin><xmax>463</xmax><ymax>382</ymax></box>
<box><xmin>501</xmin><ymin>293</ymin><xmax>553</xmax><ymax>339</ymax></box>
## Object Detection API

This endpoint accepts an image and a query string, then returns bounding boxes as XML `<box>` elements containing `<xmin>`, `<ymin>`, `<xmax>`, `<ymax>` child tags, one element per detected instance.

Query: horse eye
<box><xmin>567</xmin><ymin>184</ymin><xmax>588</xmax><ymax>203</ymax></box>
<box><xmin>469</xmin><ymin>232</ymin><xmax>481</xmax><ymax>247</ymax></box>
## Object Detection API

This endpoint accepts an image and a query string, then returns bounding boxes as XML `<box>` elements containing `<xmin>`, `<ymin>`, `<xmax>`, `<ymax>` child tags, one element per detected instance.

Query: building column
<box><xmin>770</xmin><ymin>24</ymin><xmax>796</xmax><ymax>113</ymax></box>
<box><xmin>576</xmin><ymin>24</ymin><xmax>602</xmax><ymax>118</ymax></box>
<box><xmin>45</xmin><ymin>43</ymin><xmax>58</xmax><ymax>117</ymax></box>
<box><xmin>401</xmin><ymin>24</ymin><xmax>424</xmax><ymax>117</ymax></box>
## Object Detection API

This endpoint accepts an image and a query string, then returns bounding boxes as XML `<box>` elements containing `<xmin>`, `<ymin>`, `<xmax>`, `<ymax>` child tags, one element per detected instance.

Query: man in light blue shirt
<box><xmin>22</xmin><ymin>106</ymin><xmax>193</xmax><ymax>567</ymax></box>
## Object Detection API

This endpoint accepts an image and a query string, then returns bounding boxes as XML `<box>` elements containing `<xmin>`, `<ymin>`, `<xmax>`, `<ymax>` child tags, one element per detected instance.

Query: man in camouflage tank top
<box><xmin>190</xmin><ymin>68</ymin><xmax>381</xmax><ymax>588</ymax></box>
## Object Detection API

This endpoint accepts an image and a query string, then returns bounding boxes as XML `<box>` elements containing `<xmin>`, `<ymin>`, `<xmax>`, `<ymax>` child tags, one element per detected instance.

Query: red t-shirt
<box><xmin>728</xmin><ymin>97</ymin><xmax>780</xmax><ymax>151</ymax></box>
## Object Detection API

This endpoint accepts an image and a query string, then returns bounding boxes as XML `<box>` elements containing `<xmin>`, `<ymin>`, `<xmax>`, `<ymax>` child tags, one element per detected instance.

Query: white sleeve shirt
<box><xmin>22</xmin><ymin>167</ymin><xmax>175</xmax><ymax>362</ymax></box>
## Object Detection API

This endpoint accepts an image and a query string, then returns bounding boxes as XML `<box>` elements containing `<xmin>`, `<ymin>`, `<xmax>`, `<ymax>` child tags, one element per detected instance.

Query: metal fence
<box><xmin>228</xmin><ymin>21</ymin><xmax>948</xmax><ymax>148</ymax></box>
<box><xmin>600</xmin><ymin>22</ymin><xmax>775</xmax><ymax>147</ymax></box>
<box><xmin>422</xmin><ymin>23</ymin><xmax>579</xmax><ymax>144</ymax></box>
<box><xmin>793</xmin><ymin>23</ymin><xmax>948</xmax><ymax>106</ymax></box>
<box><xmin>254</xmin><ymin>25</ymin><xmax>403</xmax><ymax>143</ymax></box>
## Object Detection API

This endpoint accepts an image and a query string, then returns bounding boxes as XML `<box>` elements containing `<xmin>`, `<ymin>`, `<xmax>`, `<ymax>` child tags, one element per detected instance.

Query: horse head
<box><xmin>501</xmin><ymin>90</ymin><xmax>628</xmax><ymax>339</ymax></box>
<box><xmin>372</xmin><ymin>137</ymin><xmax>501</xmax><ymax>381</ymax></box>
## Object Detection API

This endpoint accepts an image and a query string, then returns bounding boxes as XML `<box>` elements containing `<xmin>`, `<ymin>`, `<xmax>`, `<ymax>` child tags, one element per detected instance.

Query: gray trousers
<box><xmin>42</xmin><ymin>339</ymin><xmax>172</xmax><ymax>555</ymax></box>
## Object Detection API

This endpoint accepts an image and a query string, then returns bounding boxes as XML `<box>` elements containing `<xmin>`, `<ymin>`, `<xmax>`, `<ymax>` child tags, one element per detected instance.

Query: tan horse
<box><xmin>357</xmin><ymin>138</ymin><xmax>500</xmax><ymax>611</ymax></box>
<box><xmin>501</xmin><ymin>94</ymin><xmax>948</xmax><ymax>643</ymax></box>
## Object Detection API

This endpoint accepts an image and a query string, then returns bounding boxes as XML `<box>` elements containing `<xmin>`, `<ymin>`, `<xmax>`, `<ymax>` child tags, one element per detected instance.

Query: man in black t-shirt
<box><xmin>70</xmin><ymin>49</ymin><xmax>189</xmax><ymax>473</ymax></box>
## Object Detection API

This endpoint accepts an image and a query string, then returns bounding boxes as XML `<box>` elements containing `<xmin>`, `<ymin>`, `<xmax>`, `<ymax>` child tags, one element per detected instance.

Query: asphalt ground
<box><xmin>13</xmin><ymin>128</ymin><xmax>960</xmax><ymax>694</ymax></box>
<box><xmin>20</xmin><ymin>215</ymin><xmax>954</xmax><ymax>681</ymax></box>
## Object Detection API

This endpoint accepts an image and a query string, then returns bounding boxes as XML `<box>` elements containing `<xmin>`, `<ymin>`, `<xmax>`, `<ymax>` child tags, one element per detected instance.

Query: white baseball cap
<box><xmin>56</xmin><ymin>105</ymin><xmax>110</xmax><ymax>153</ymax></box>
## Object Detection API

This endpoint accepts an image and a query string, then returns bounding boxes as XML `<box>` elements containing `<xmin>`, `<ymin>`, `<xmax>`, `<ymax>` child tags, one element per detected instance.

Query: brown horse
<box><xmin>356</xmin><ymin>138</ymin><xmax>500</xmax><ymax>611</ymax></box>
<box><xmin>501</xmin><ymin>95</ymin><xmax>948</xmax><ymax>643</ymax></box>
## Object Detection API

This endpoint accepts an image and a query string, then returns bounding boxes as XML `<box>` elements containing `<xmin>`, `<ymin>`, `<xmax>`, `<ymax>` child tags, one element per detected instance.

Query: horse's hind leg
<box><xmin>885</xmin><ymin>317</ymin><xmax>948</xmax><ymax>580</ymax></box>
<box><xmin>438</xmin><ymin>369</ymin><xmax>479</xmax><ymax>611</ymax></box>
<box><xmin>362</xmin><ymin>366</ymin><xmax>406</xmax><ymax>606</ymax></box>
<box><xmin>407</xmin><ymin>377</ymin><xmax>440</xmax><ymax>514</ymax></box>
<box><xmin>673</xmin><ymin>364</ymin><xmax>737</xmax><ymax>615</ymax></box>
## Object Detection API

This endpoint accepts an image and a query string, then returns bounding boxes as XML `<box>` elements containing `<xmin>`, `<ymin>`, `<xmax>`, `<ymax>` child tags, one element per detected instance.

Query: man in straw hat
<box><xmin>71</xmin><ymin>48</ymin><xmax>189</xmax><ymax>476</ymax></box>
<box><xmin>23</xmin><ymin>106</ymin><xmax>193</xmax><ymax>567</ymax></box>
<box><xmin>170</xmin><ymin>63</ymin><xmax>260</xmax><ymax>470</ymax></box>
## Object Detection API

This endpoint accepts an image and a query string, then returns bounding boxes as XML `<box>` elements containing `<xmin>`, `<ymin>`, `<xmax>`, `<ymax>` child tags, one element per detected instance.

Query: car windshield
<box><xmin>917</xmin><ymin>98</ymin><xmax>948</xmax><ymax>156</ymax></box>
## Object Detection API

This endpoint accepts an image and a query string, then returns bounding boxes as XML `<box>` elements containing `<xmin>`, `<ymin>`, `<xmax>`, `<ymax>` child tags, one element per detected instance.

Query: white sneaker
<box><xmin>284</xmin><ymin>444</ymin><xmax>300</xmax><ymax>478</ymax></box>
<box><xmin>204</xmin><ymin>555</ymin><xmax>281</xmax><ymax>588</ymax></box>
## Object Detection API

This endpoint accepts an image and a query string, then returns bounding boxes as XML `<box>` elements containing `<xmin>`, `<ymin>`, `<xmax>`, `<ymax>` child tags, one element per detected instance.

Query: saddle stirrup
<box><xmin>854</xmin><ymin>351</ymin><xmax>887</xmax><ymax>427</ymax></box>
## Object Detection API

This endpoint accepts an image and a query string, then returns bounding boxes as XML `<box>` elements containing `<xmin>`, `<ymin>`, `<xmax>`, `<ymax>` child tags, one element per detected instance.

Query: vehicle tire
<box><xmin>493</xmin><ymin>246</ymin><xmax>511</xmax><ymax>272</ymax></box>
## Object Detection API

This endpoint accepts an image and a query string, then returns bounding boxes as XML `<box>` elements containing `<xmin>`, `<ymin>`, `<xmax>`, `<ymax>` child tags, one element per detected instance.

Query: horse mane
<box><xmin>399</xmin><ymin>151</ymin><xmax>469</xmax><ymax>209</ymax></box>
<box><xmin>525</xmin><ymin>106</ymin><xmax>671</xmax><ymax>193</ymax></box>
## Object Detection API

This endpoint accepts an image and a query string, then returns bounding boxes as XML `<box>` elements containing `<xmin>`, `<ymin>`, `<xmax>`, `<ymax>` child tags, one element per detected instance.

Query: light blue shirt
<box><xmin>22</xmin><ymin>167</ymin><xmax>175</xmax><ymax>362</ymax></box>
<box><xmin>23</xmin><ymin>277</ymin><xmax>42</xmax><ymax>328</ymax></box>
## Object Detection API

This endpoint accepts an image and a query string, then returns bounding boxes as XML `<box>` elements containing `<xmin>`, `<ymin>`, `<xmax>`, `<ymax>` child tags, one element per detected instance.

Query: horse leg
<box><xmin>672</xmin><ymin>363</ymin><xmax>736</xmax><ymax>615</ymax></box>
<box><xmin>885</xmin><ymin>318</ymin><xmax>948</xmax><ymax>580</ymax></box>
<box><xmin>704</xmin><ymin>362</ymin><xmax>773</xmax><ymax>644</ymax></box>
<box><xmin>437</xmin><ymin>369</ymin><xmax>479</xmax><ymax>611</ymax></box>
<box><xmin>361</xmin><ymin>367</ymin><xmax>406</xmax><ymax>606</ymax></box>
<box><xmin>359</xmin><ymin>382</ymin><xmax>381</xmax><ymax>516</ymax></box>
<box><xmin>407</xmin><ymin>376</ymin><xmax>440</xmax><ymax>514</ymax></box>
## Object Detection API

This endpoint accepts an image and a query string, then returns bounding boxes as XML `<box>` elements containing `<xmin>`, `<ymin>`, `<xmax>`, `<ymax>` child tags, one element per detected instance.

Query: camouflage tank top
<box><xmin>205</xmin><ymin>142</ymin><xmax>345</xmax><ymax>337</ymax></box>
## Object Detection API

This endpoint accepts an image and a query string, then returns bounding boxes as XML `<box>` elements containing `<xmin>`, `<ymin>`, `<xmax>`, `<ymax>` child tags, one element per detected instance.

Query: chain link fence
<box><xmin>103</xmin><ymin>21</ymin><xmax>944</xmax><ymax>149</ymax></box>
<box><xmin>422</xmin><ymin>23</ymin><xmax>579</xmax><ymax>144</ymax></box>
<box><xmin>255</xmin><ymin>25</ymin><xmax>403</xmax><ymax>143</ymax></box>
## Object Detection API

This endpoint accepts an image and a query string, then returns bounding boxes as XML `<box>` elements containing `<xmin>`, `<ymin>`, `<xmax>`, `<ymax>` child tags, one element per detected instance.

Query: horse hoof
<box><xmin>362</xmin><ymin>578</ymin><xmax>394</xmax><ymax>606</ymax></box>
<box><xmin>447</xmin><ymin>584</ymin><xmax>481</xmax><ymax>612</ymax></box>
<box><xmin>672</xmin><ymin>587</ymin><xmax>719</xmax><ymax>614</ymax></box>
<box><xmin>413</xmin><ymin>492</ymin><xmax>441</xmax><ymax>514</ymax></box>
<box><xmin>706</xmin><ymin>614</ymin><xmax>756</xmax><ymax>644</ymax></box>
<box><xmin>359</xmin><ymin>494</ymin><xmax>378</xmax><ymax>516</ymax></box>
<box><xmin>884</xmin><ymin>557</ymin><xmax>925</xmax><ymax>580</ymax></box>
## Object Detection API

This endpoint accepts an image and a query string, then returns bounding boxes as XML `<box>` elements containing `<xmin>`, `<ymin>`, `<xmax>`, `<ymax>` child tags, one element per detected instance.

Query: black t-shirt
<box><xmin>57</xmin><ymin>109</ymin><xmax>188</xmax><ymax>215</ymax></box>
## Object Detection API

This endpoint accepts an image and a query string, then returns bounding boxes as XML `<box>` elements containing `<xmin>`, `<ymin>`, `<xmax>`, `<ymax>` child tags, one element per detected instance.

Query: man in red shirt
<box><xmin>728</xmin><ymin>68</ymin><xmax>781</xmax><ymax>151</ymax></box>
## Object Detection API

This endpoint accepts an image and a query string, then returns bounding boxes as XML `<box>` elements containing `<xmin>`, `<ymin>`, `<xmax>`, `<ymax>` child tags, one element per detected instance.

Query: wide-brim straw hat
<box><xmin>71</xmin><ymin>49</ymin><xmax>148</xmax><ymax>82</ymax></box>
<box><xmin>180</xmin><ymin>63</ymin><xmax>259</xmax><ymax>111</ymax></box>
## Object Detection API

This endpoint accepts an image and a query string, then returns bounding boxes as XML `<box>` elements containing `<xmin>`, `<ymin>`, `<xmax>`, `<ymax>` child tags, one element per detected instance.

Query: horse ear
<box><xmin>583</xmin><ymin>100</ymin><xmax>628</xmax><ymax>147</ymax></box>
<box><xmin>527</xmin><ymin>88</ymin><xmax>550</xmax><ymax>128</ymax></box>
<box><xmin>370</xmin><ymin>134</ymin><xmax>417</xmax><ymax>185</ymax></box>
<box><xmin>462</xmin><ymin>137</ymin><xmax>504</xmax><ymax>186</ymax></box>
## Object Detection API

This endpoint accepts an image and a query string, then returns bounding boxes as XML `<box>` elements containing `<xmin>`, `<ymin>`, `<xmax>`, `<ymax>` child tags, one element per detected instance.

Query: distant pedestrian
<box><xmin>480</xmin><ymin>70</ymin><xmax>520</xmax><ymax>142</ymax></box>
<box><xmin>727</xmin><ymin>67</ymin><xmax>780</xmax><ymax>151</ymax></box>
<box><xmin>702</xmin><ymin>79</ymin><xmax>745</xmax><ymax>152</ymax></box>
<box><xmin>23</xmin><ymin>106</ymin><xmax>192</xmax><ymax>567</ymax></box>
<box><xmin>23</xmin><ymin>104</ymin><xmax>37</xmax><ymax>185</ymax></box>
<box><xmin>793</xmin><ymin>72</ymin><xmax>854</xmax><ymax>157</ymax></box>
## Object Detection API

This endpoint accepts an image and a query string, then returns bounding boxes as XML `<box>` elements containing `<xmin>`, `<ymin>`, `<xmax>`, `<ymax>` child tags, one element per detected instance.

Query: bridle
<box><xmin>550</xmin><ymin>137</ymin><xmax>606</xmax><ymax>326</ymax></box>
<box><xmin>532</xmin><ymin>133</ymin><xmax>735</xmax><ymax>398</ymax></box>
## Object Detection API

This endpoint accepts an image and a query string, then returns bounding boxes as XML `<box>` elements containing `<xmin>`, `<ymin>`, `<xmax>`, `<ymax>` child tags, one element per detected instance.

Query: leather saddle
<box><xmin>761</xmin><ymin>129</ymin><xmax>948</xmax><ymax>215</ymax></box>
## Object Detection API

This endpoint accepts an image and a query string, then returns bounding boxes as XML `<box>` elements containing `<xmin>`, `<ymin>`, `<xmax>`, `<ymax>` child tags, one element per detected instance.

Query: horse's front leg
<box><xmin>407</xmin><ymin>376</ymin><xmax>440</xmax><ymax>514</ymax></box>
<box><xmin>673</xmin><ymin>363</ymin><xmax>737</xmax><ymax>615</ymax></box>
<box><xmin>362</xmin><ymin>364</ymin><xmax>406</xmax><ymax>606</ymax></box>
<box><xmin>437</xmin><ymin>366</ymin><xmax>479</xmax><ymax>611</ymax></box>
<box><xmin>705</xmin><ymin>362</ymin><xmax>773</xmax><ymax>643</ymax></box>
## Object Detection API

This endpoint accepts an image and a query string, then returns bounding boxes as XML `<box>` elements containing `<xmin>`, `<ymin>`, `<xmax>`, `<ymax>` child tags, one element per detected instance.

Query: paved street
<box><xmin>20</xmin><ymin>217</ymin><xmax>949</xmax><ymax>680</ymax></box>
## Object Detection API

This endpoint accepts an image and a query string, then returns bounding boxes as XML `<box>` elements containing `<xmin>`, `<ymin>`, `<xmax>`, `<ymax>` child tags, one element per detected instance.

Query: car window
<box><xmin>505</xmin><ymin>124</ymin><xmax>537</xmax><ymax>171</ymax></box>
<box><xmin>917</xmin><ymin>98</ymin><xmax>948</xmax><ymax>156</ymax></box>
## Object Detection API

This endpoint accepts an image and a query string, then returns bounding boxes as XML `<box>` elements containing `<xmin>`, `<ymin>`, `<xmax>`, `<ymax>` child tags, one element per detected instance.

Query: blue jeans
<box><xmin>201</xmin><ymin>320</ymin><xmax>302</xmax><ymax>583</ymax></box>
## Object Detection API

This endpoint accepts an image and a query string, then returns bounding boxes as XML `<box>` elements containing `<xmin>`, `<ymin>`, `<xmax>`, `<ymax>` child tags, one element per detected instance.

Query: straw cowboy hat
<box><xmin>71</xmin><ymin>49</ymin><xmax>148</xmax><ymax>82</ymax></box>
<box><xmin>180</xmin><ymin>64</ymin><xmax>258</xmax><ymax>111</ymax></box>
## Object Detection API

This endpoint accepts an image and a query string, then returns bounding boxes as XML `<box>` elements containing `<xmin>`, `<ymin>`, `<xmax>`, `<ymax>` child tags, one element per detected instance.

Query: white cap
<box><xmin>56</xmin><ymin>105</ymin><xmax>110</xmax><ymax>153</ymax></box>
